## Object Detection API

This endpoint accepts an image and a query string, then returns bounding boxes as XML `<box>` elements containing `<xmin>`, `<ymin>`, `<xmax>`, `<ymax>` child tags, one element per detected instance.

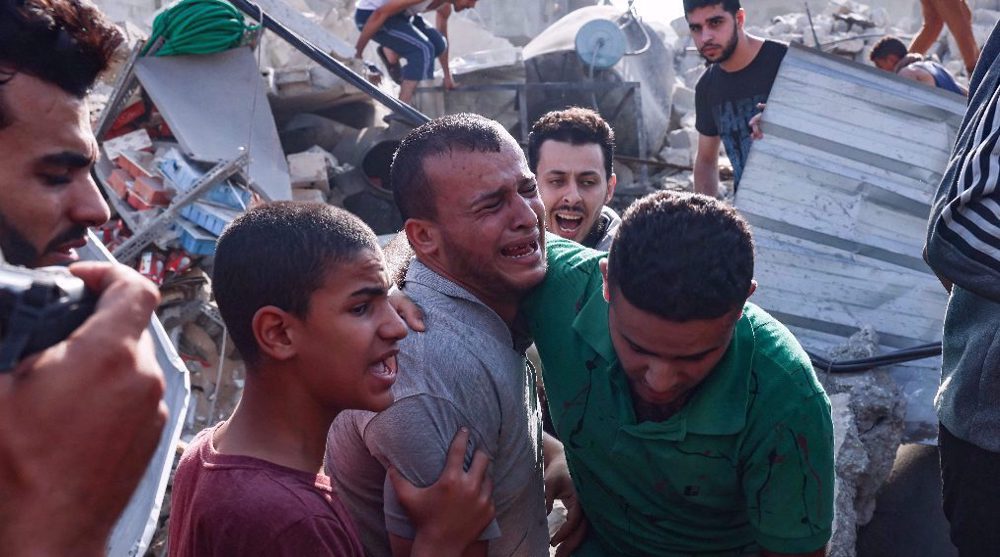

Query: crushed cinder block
<box><xmin>671</xmin><ymin>83</ymin><xmax>696</xmax><ymax>118</ymax></box>
<box><xmin>818</xmin><ymin>326</ymin><xmax>906</xmax><ymax>557</ymax></box>
<box><xmin>287</xmin><ymin>150</ymin><xmax>329</xmax><ymax>190</ymax></box>
<box><xmin>667</xmin><ymin>128</ymin><xmax>697</xmax><ymax>151</ymax></box>
<box><xmin>660</xmin><ymin>147</ymin><xmax>692</xmax><ymax>168</ymax></box>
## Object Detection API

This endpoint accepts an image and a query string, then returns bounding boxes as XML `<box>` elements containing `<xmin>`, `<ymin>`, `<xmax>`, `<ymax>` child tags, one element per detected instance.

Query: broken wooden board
<box><xmin>737</xmin><ymin>43</ymin><xmax>966</xmax><ymax>444</ymax></box>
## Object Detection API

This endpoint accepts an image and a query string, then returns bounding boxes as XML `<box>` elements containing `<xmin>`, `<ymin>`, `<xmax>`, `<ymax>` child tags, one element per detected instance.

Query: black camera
<box><xmin>0</xmin><ymin>265</ymin><xmax>96</xmax><ymax>371</ymax></box>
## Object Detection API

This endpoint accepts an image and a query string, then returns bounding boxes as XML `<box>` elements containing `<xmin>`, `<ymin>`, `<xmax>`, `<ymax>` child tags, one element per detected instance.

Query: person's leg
<box><xmin>939</xmin><ymin>424</ymin><xmax>1000</xmax><ymax>556</ymax></box>
<box><xmin>910</xmin><ymin>0</ymin><xmax>945</xmax><ymax>55</ymax></box>
<box><xmin>412</xmin><ymin>15</ymin><xmax>446</xmax><ymax>59</ymax></box>
<box><xmin>377</xmin><ymin>15</ymin><xmax>435</xmax><ymax>101</ymax></box>
<box><xmin>398</xmin><ymin>79</ymin><xmax>419</xmax><ymax>104</ymax></box>
<box><xmin>937</xmin><ymin>0</ymin><xmax>980</xmax><ymax>74</ymax></box>
<box><xmin>356</xmin><ymin>10</ymin><xmax>433</xmax><ymax>101</ymax></box>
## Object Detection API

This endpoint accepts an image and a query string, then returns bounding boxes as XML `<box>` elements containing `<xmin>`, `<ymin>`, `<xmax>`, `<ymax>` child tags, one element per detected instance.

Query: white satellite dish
<box><xmin>575</xmin><ymin>19</ymin><xmax>627</xmax><ymax>69</ymax></box>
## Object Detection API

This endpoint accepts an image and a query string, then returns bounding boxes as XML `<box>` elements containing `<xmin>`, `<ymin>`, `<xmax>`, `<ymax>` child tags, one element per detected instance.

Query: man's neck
<box><xmin>414</xmin><ymin>257</ymin><xmax>521</xmax><ymax>325</ymax></box>
<box><xmin>215</xmin><ymin>369</ymin><xmax>334</xmax><ymax>475</ymax></box>
<box><xmin>719</xmin><ymin>33</ymin><xmax>764</xmax><ymax>73</ymax></box>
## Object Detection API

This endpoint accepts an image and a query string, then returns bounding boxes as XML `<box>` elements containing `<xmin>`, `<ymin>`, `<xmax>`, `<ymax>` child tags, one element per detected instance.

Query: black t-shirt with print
<box><xmin>695</xmin><ymin>40</ymin><xmax>787</xmax><ymax>190</ymax></box>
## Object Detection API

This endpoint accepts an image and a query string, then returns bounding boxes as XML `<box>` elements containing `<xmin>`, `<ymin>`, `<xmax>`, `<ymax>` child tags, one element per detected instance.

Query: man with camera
<box><xmin>0</xmin><ymin>0</ymin><xmax>167</xmax><ymax>554</ymax></box>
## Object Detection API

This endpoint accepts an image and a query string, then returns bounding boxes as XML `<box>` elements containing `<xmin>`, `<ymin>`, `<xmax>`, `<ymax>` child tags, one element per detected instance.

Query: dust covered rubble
<box><xmin>654</xmin><ymin>0</ymin><xmax>990</xmax><ymax>198</ymax></box>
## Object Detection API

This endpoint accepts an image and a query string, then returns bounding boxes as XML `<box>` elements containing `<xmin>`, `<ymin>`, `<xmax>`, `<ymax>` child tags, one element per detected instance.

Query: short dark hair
<box><xmin>870</xmin><ymin>36</ymin><xmax>908</xmax><ymax>63</ymax></box>
<box><xmin>683</xmin><ymin>0</ymin><xmax>740</xmax><ymax>16</ymax></box>
<box><xmin>607</xmin><ymin>191</ymin><xmax>754</xmax><ymax>321</ymax></box>
<box><xmin>0</xmin><ymin>0</ymin><xmax>122</xmax><ymax>128</ymax></box>
<box><xmin>527</xmin><ymin>107</ymin><xmax>615</xmax><ymax>180</ymax></box>
<box><xmin>391</xmin><ymin>113</ymin><xmax>508</xmax><ymax>221</ymax></box>
<box><xmin>212</xmin><ymin>202</ymin><xmax>380</xmax><ymax>366</ymax></box>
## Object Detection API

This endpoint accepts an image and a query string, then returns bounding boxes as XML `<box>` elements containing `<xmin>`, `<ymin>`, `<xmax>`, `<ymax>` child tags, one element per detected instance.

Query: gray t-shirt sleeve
<box><xmin>362</xmin><ymin>394</ymin><xmax>501</xmax><ymax>542</ymax></box>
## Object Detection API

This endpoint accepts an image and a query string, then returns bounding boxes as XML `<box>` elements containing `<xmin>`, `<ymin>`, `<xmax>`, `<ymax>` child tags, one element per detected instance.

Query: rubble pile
<box><xmin>818</xmin><ymin>327</ymin><xmax>906</xmax><ymax>557</ymax></box>
<box><xmin>653</xmin><ymin>0</ymin><xmax>994</xmax><ymax>197</ymax></box>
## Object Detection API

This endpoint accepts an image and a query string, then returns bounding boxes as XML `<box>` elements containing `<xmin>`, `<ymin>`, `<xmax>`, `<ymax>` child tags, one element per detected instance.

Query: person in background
<box><xmin>354</xmin><ymin>0</ymin><xmax>478</xmax><ymax>104</ymax></box>
<box><xmin>909</xmin><ymin>0</ymin><xmax>980</xmax><ymax>76</ymax></box>
<box><xmin>528</xmin><ymin>107</ymin><xmax>620</xmax><ymax>251</ymax></box>
<box><xmin>870</xmin><ymin>36</ymin><xmax>967</xmax><ymax>96</ymax></box>
<box><xmin>688</xmin><ymin>0</ymin><xmax>787</xmax><ymax>198</ymax></box>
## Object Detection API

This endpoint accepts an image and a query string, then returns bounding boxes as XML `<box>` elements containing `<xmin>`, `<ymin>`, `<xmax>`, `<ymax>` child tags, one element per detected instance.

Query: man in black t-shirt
<box><xmin>686</xmin><ymin>0</ymin><xmax>787</xmax><ymax>197</ymax></box>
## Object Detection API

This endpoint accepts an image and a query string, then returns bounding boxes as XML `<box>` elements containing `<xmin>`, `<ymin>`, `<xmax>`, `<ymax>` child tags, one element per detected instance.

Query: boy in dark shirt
<box><xmin>168</xmin><ymin>202</ymin><xmax>494</xmax><ymax>557</ymax></box>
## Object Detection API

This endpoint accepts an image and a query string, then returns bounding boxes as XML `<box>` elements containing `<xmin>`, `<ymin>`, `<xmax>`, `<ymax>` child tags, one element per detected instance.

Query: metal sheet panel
<box><xmin>77</xmin><ymin>233</ymin><xmax>190</xmax><ymax>556</ymax></box>
<box><xmin>135</xmin><ymin>47</ymin><xmax>292</xmax><ymax>201</ymax></box>
<box><xmin>736</xmin><ymin>43</ymin><xmax>966</xmax><ymax>444</ymax></box>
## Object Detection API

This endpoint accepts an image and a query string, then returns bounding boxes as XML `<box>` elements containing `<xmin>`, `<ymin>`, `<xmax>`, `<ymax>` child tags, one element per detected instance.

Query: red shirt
<box><xmin>168</xmin><ymin>424</ymin><xmax>364</xmax><ymax>557</ymax></box>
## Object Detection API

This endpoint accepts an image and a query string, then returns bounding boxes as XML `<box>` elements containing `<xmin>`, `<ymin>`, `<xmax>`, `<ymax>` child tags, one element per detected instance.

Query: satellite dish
<box><xmin>575</xmin><ymin>19</ymin><xmax>627</xmax><ymax>70</ymax></box>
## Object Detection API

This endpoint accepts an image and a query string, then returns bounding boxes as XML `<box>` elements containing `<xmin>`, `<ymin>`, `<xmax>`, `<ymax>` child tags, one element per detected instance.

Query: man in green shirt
<box><xmin>523</xmin><ymin>191</ymin><xmax>833</xmax><ymax>556</ymax></box>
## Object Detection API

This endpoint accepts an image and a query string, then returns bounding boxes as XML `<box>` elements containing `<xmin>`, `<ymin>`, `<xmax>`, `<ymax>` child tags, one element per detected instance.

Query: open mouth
<box><xmin>553</xmin><ymin>211</ymin><xmax>585</xmax><ymax>235</ymax></box>
<box><xmin>500</xmin><ymin>238</ymin><xmax>540</xmax><ymax>259</ymax></box>
<box><xmin>368</xmin><ymin>354</ymin><xmax>398</xmax><ymax>382</ymax></box>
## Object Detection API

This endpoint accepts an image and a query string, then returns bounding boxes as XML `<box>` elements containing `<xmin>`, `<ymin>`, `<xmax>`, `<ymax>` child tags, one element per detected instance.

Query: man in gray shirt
<box><xmin>328</xmin><ymin>114</ymin><xmax>575</xmax><ymax>557</ymax></box>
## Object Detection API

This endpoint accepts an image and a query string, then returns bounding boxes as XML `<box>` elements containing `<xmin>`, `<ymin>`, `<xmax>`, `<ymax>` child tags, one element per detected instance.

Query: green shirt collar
<box><xmin>572</xmin><ymin>284</ymin><xmax>754</xmax><ymax>438</ymax></box>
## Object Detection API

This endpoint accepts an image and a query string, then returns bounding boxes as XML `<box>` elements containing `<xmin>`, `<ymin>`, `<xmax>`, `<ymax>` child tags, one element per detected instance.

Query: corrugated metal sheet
<box><xmin>79</xmin><ymin>233</ymin><xmax>191</xmax><ymax>556</ymax></box>
<box><xmin>737</xmin><ymin>43</ymin><xmax>967</xmax><ymax>444</ymax></box>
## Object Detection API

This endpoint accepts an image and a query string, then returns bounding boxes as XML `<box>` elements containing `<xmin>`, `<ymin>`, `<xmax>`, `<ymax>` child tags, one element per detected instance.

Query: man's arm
<box><xmin>390</xmin><ymin>428</ymin><xmax>494</xmax><ymax>557</ymax></box>
<box><xmin>0</xmin><ymin>262</ymin><xmax>166</xmax><ymax>556</ymax></box>
<box><xmin>435</xmin><ymin>5</ymin><xmax>457</xmax><ymax>90</ymax></box>
<box><xmin>355</xmin><ymin>0</ymin><xmax>426</xmax><ymax>58</ymax></box>
<box><xmin>694</xmin><ymin>134</ymin><xmax>722</xmax><ymax>198</ymax></box>
<box><xmin>742</xmin><ymin>394</ymin><xmax>834</xmax><ymax>557</ymax></box>
<box><xmin>364</xmin><ymin>396</ymin><xmax>500</xmax><ymax>557</ymax></box>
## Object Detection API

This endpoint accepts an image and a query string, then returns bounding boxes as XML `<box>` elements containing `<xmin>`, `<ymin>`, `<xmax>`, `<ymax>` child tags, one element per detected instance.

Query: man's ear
<box><xmin>605</xmin><ymin>173</ymin><xmax>617</xmax><ymax>204</ymax></box>
<box><xmin>599</xmin><ymin>258</ymin><xmax>611</xmax><ymax>302</ymax></box>
<box><xmin>747</xmin><ymin>279</ymin><xmax>757</xmax><ymax>299</ymax></box>
<box><xmin>404</xmin><ymin>218</ymin><xmax>440</xmax><ymax>260</ymax></box>
<box><xmin>736</xmin><ymin>8</ymin><xmax>746</xmax><ymax>28</ymax></box>
<box><xmin>251</xmin><ymin>306</ymin><xmax>298</xmax><ymax>362</ymax></box>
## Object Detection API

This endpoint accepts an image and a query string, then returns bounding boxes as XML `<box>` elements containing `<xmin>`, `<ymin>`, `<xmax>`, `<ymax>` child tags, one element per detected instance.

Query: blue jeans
<box><xmin>355</xmin><ymin>9</ymin><xmax>446</xmax><ymax>81</ymax></box>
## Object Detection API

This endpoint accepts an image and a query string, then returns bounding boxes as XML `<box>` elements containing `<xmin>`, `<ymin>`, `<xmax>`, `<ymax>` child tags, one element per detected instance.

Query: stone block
<box><xmin>672</xmin><ymin>84</ymin><xmax>696</xmax><ymax>117</ymax></box>
<box><xmin>287</xmin><ymin>150</ymin><xmax>329</xmax><ymax>190</ymax></box>
<box><xmin>659</xmin><ymin>146</ymin><xmax>692</xmax><ymax>168</ymax></box>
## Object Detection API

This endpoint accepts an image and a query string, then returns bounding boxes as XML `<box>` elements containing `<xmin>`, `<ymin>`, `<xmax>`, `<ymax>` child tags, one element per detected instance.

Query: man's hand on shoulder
<box><xmin>390</xmin><ymin>428</ymin><xmax>494</xmax><ymax>557</ymax></box>
<box><xmin>0</xmin><ymin>262</ymin><xmax>166</xmax><ymax>557</ymax></box>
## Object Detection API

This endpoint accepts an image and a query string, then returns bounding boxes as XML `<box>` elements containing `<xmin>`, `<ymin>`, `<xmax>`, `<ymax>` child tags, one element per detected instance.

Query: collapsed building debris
<box><xmin>80</xmin><ymin>0</ymin><xmax>1000</xmax><ymax>555</ymax></box>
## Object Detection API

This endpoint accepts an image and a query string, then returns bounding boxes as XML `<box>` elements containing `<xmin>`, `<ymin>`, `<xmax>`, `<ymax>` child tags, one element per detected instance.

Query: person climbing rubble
<box><xmin>870</xmin><ymin>36</ymin><xmax>967</xmax><ymax>96</ymax></box>
<box><xmin>353</xmin><ymin>0</ymin><xmax>478</xmax><ymax>104</ymax></box>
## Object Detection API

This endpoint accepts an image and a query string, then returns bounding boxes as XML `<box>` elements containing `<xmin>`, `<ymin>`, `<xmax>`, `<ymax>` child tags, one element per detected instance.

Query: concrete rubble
<box><xmin>819</xmin><ymin>327</ymin><xmax>906</xmax><ymax>557</ymax></box>
<box><xmin>80</xmin><ymin>1</ymin><xmax>996</xmax><ymax>555</ymax></box>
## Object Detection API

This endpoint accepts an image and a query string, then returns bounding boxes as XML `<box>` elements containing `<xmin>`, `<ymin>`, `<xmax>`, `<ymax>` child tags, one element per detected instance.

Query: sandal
<box><xmin>376</xmin><ymin>45</ymin><xmax>403</xmax><ymax>85</ymax></box>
